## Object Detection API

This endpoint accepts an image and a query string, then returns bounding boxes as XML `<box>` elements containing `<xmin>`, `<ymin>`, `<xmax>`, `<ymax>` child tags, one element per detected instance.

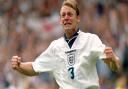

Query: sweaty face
<box><xmin>60</xmin><ymin>6</ymin><xmax>80</xmax><ymax>32</ymax></box>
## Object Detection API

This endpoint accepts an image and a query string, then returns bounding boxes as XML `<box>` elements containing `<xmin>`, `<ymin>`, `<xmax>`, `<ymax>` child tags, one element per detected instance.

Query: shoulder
<box><xmin>79</xmin><ymin>30</ymin><xmax>99</xmax><ymax>40</ymax></box>
<box><xmin>50</xmin><ymin>37</ymin><xmax>65</xmax><ymax>48</ymax></box>
<box><xmin>52</xmin><ymin>37</ymin><xmax>64</xmax><ymax>45</ymax></box>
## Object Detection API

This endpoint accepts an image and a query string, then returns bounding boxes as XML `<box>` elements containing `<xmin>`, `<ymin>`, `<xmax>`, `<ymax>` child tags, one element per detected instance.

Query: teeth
<box><xmin>64</xmin><ymin>21</ymin><xmax>71</xmax><ymax>25</ymax></box>
<box><xmin>64</xmin><ymin>23</ymin><xmax>71</xmax><ymax>25</ymax></box>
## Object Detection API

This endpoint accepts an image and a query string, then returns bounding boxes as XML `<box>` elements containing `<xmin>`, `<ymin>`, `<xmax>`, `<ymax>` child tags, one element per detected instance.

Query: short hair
<box><xmin>62</xmin><ymin>0</ymin><xmax>80</xmax><ymax>16</ymax></box>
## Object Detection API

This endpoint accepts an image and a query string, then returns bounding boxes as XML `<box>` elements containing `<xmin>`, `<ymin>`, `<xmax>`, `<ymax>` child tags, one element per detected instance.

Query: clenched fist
<box><xmin>104</xmin><ymin>47</ymin><xmax>115</xmax><ymax>58</ymax></box>
<box><xmin>103</xmin><ymin>47</ymin><xmax>121</xmax><ymax>72</ymax></box>
<box><xmin>11</xmin><ymin>56</ymin><xmax>21</xmax><ymax>70</ymax></box>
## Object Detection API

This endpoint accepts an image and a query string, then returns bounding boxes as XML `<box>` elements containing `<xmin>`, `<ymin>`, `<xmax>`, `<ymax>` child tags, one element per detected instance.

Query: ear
<box><xmin>59</xmin><ymin>17</ymin><xmax>63</xmax><ymax>25</ymax></box>
<box><xmin>77</xmin><ymin>15</ymin><xmax>80</xmax><ymax>23</ymax></box>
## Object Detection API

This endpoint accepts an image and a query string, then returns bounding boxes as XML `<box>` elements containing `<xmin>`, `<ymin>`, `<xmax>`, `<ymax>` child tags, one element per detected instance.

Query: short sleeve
<box><xmin>91</xmin><ymin>34</ymin><xmax>106</xmax><ymax>59</ymax></box>
<box><xmin>32</xmin><ymin>41</ymin><xmax>57</xmax><ymax>73</ymax></box>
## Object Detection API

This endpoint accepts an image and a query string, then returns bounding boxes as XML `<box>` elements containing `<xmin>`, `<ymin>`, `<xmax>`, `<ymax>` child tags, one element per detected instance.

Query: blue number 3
<box><xmin>68</xmin><ymin>67</ymin><xmax>75</xmax><ymax>79</ymax></box>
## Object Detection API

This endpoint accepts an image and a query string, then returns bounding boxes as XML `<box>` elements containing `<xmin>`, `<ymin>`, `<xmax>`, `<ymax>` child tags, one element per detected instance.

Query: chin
<box><xmin>64</xmin><ymin>28</ymin><xmax>71</xmax><ymax>32</ymax></box>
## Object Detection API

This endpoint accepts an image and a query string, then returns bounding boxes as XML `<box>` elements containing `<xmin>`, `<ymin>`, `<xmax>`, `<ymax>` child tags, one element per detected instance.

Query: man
<box><xmin>11</xmin><ymin>0</ymin><xmax>121</xmax><ymax>89</ymax></box>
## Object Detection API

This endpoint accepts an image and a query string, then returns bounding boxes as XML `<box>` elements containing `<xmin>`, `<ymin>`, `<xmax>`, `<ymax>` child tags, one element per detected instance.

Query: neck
<box><xmin>65</xmin><ymin>29</ymin><xmax>77</xmax><ymax>39</ymax></box>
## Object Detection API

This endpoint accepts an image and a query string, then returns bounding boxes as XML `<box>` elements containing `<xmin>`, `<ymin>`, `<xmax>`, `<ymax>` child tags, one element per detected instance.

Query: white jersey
<box><xmin>32</xmin><ymin>30</ymin><xmax>105</xmax><ymax>89</ymax></box>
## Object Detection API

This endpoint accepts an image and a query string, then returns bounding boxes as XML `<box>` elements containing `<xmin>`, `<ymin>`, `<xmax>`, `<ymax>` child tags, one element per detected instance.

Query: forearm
<box><xmin>103</xmin><ymin>47</ymin><xmax>122</xmax><ymax>72</ymax></box>
<box><xmin>111</xmin><ymin>57</ymin><xmax>122</xmax><ymax>72</ymax></box>
<box><xmin>16</xmin><ymin>62</ymin><xmax>39</xmax><ymax>76</ymax></box>
<box><xmin>104</xmin><ymin>57</ymin><xmax>122</xmax><ymax>72</ymax></box>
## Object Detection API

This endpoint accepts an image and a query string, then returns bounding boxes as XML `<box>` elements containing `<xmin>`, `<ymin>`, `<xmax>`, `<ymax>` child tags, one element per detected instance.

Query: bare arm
<box><xmin>11</xmin><ymin>56</ymin><xmax>39</xmax><ymax>76</ymax></box>
<box><xmin>103</xmin><ymin>47</ymin><xmax>122</xmax><ymax>72</ymax></box>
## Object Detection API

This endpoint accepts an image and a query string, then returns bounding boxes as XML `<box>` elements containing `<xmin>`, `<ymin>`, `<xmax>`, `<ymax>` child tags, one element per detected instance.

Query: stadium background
<box><xmin>0</xmin><ymin>0</ymin><xmax>128</xmax><ymax>89</ymax></box>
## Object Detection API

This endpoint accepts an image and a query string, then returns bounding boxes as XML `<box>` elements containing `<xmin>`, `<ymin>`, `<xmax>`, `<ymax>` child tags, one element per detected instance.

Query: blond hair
<box><xmin>62</xmin><ymin>0</ymin><xmax>79</xmax><ymax>16</ymax></box>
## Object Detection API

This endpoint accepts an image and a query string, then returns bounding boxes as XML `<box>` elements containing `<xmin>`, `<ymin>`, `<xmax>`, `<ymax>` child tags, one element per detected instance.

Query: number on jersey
<box><xmin>68</xmin><ymin>67</ymin><xmax>75</xmax><ymax>79</ymax></box>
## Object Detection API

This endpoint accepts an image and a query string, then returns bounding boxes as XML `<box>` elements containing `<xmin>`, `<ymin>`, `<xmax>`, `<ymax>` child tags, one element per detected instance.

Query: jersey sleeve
<box><xmin>91</xmin><ymin>34</ymin><xmax>106</xmax><ymax>59</ymax></box>
<box><xmin>32</xmin><ymin>41</ymin><xmax>57</xmax><ymax>73</ymax></box>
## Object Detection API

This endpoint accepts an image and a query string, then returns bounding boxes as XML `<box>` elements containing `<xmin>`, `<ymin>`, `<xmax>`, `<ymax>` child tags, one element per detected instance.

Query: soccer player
<box><xmin>11</xmin><ymin>0</ymin><xmax>121</xmax><ymax>89</ymax></box>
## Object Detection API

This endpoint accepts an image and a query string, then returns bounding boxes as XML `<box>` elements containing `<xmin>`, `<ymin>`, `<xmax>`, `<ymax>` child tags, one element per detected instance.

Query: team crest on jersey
<box><xmin>65</xmin><ymin>50</ymin><xmax>76</xmax><ymax>66</ymax></box>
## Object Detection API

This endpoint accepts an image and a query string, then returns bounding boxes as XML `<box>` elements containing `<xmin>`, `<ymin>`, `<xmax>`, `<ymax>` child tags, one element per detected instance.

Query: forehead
<box><xmin>60</xmin><ymin>6</ymin><xmax>76</xmax><ymax>14</ymax></box>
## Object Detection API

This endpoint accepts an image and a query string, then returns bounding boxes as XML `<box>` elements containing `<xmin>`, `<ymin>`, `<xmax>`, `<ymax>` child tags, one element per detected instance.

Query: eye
<box><xmin>67</xmin><ymin>12</ymin><xmax>73</xmax><ymax>17</ymax></box>
<box><xmin>61</xmin><ymin>13</ymin><xmax>66</xmax><ymax>18</ymax></box>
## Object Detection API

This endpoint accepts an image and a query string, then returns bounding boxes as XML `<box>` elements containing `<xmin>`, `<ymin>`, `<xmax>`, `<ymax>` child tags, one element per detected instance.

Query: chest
<box><xmin>55</xmin><ymin>47</ymin><xmax>97</xmax><ymax>81</ymax></box>
<box><xmin>56</xmin><ymin>47</ymin><xmax>96</xmax><ymax>67</ymax></box>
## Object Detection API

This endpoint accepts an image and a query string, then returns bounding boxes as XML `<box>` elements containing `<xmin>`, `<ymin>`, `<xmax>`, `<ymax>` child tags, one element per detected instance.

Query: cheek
<box><xmin>72</xmin><ymin>19</ymin><xmax>78</xmax><ymax>25</ymax></box>
<box><xmin>70</xmin><ymin>17</ymin><xmax>77</xmax><ymax>23</ymax></box>
<box><xmin>60</xmin><ymin>19</ymin><xmax>63</xmax><ymax>25</ymax></box>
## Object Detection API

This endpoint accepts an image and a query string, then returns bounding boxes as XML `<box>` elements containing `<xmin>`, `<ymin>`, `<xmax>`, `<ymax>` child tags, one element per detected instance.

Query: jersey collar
<box><xmin>64</xmin><ymin>28</ymin><xmax>79</xmax><ymax>40</ymax></box>
<box><xmin>64</xmin><ymin>28</ymin><xmax>79</xmax><ymax>48</ymax></box>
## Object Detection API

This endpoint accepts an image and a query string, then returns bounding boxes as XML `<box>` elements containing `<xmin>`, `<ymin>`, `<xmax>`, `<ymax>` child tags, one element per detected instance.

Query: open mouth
<box><xmin>64</xmin><ymin>22</ymin><xmax>72</xmax><ymax>25</ymax></box>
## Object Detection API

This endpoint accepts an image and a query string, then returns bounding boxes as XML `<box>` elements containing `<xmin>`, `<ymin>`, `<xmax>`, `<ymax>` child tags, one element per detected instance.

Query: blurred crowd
<box><xmin>0</xmin><ymin>0</ymin><xmax>128</xmax><ymax>89</ymax></box>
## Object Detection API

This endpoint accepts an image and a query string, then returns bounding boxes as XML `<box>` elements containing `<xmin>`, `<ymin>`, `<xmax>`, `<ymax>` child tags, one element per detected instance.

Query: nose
<box><xmin>64</xmin><ymin>14</ymin><xmax>70</xmax><ymax>20</ymax></box>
